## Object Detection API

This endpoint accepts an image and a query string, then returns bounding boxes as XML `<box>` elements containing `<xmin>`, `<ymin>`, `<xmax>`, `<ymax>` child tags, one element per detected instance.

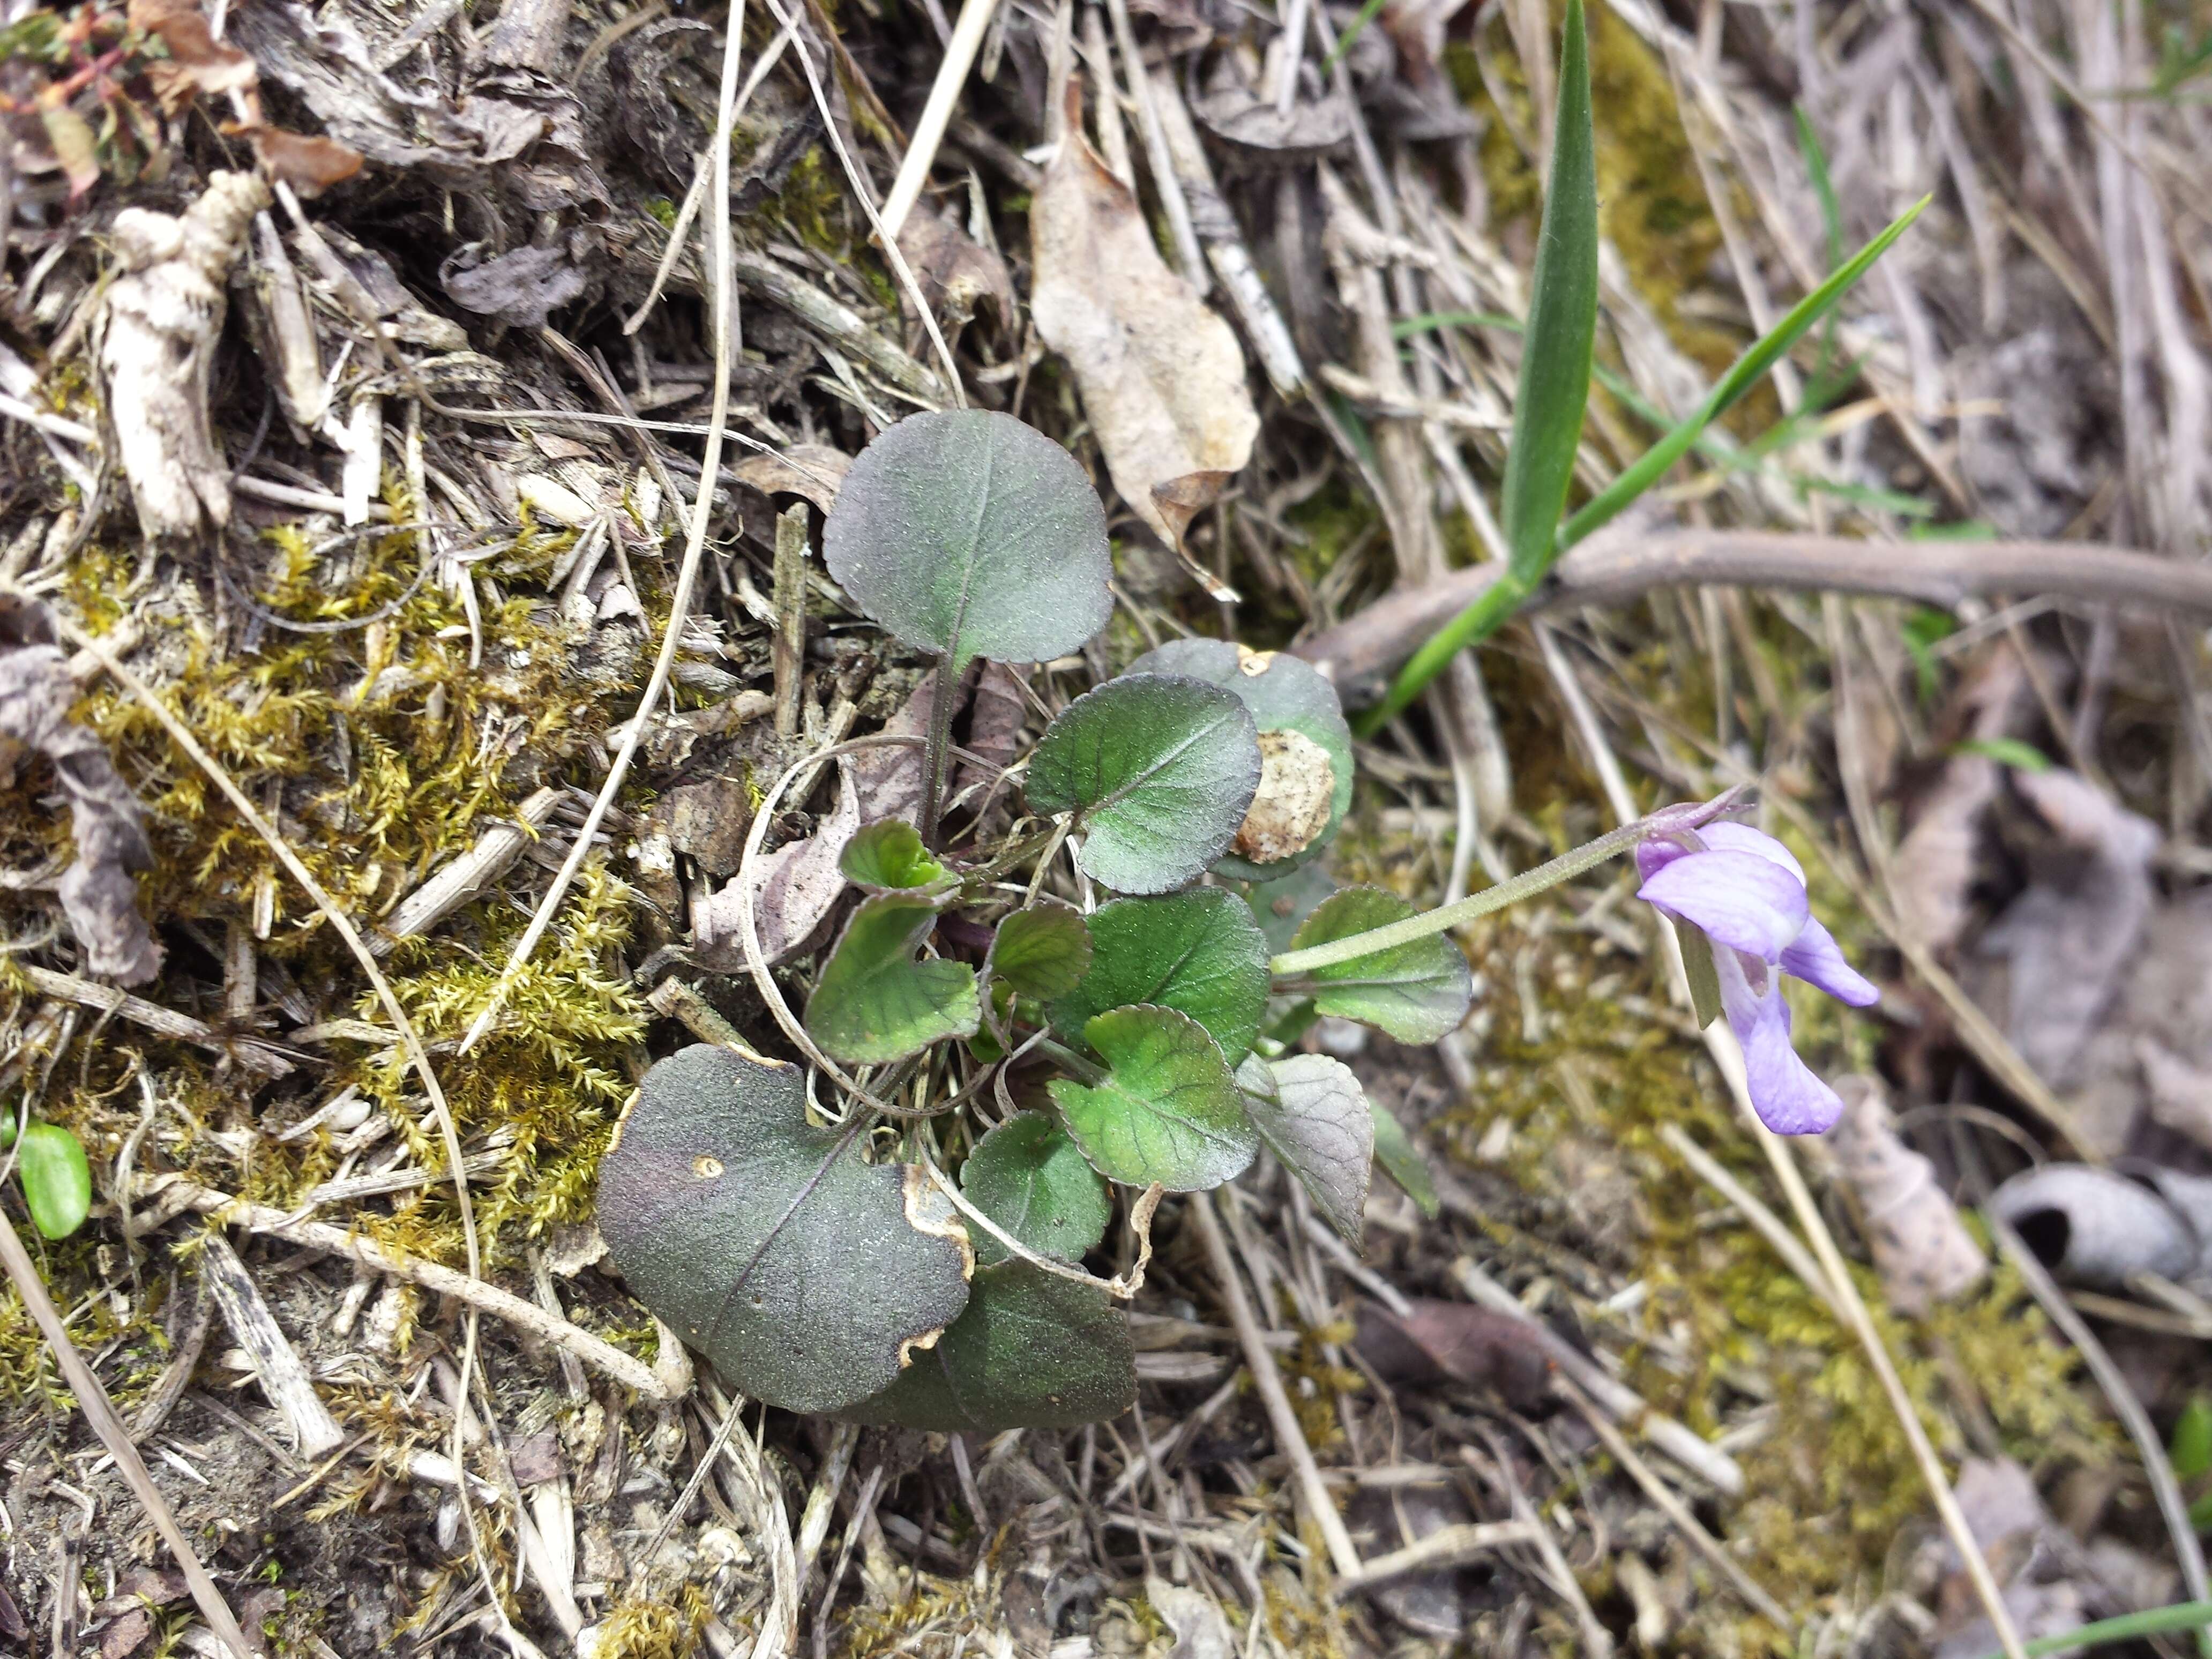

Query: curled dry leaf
<box><xmin>99</xmin><ymin>169</ymin><xmax>268</xmax><ymax>541</ymax></box>
<box><xmin>0</xmin><ymin>599</ymin><xmax>161</xmax><ymax>985</ymax></box>
<box><xmin>441</xmin><ymin>241</ymin><xmax>593</xmax><ymax>329</ymax></box>
<box><xmin>1985</xmin><ymin>1163</ymin><xmax>2196</xmax><ymax>1287</ymax></box>
<box><xmin>1190</xmin><ymin>82</ymin><xmax>1353</xmax><ymax>161</ymax></box>
<box><xmin>895</xmin><ymin>209</ymin><xmax>1015</xmax><ymax>331</ymax></box>
<box><xmin>1030</xmin><ymin>85</ymin><xmax>1258</xmax><ymax>566</ymax></box>
<box><xmin>1352</xmin><ymin>1299</ymin><xmax>1551</xmax><ymax>1409</ymax></box>
<box><xmin>732</xmin><ymin>444</ymin><xmax>853</xmax><ymax>516</ymax></box>
<box><xmin>231</xmin><ymin>125</ymin><xmax>364</xmax><ymax>196</ymax></box>
<box><xmin>1828</xmin><ymin>1075</ymin><xmax>1985</xmax><ymax>1316</ymax></box>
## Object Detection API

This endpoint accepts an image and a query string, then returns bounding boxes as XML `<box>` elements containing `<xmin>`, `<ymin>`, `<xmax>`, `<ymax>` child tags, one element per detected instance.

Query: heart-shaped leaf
<box><xmin>1370</xmin><ymin>1100</ymin><xmax>1439</xmax><ymax>1218</ymax></box>
<box><xmin>987</xmin><ymin>900</ymin><xmax>1092</xmax><ymax>1000</ymax></box>
<box><xmin>1242</xmin><ymin>864</ymin><xmax>1337</xmax><ymax>955</ymax></box>
<box><xmin>1047</xmin><ymin>1005</ymin><xmax>1255</xmax><ymax>1191</ymax></box>
<box><xmin>821</xmin><ymin>409</ymin><xmax>1113</xmax><ymax>670</ymax></box>
<box><xmin>835</xmin><ymin>1259</ymin><xmax>1135</xmax><ymax>1431</ymax></box>
<box><xmin>806</xmin><ymin>895</ymin><xmax>981</xmax><ymax>1064</ymax></box>
<box><xmin>961</xmin><ymin>1111</ymin><xmax>1112</xmax><ymax>1265</ymax></box>
<box><xmin>1235</xmin><ymin>1054</ymin><xmax>1373</xmax><ymax>1246</ymax></box>
<box><xmin>1286</xmin><ymin>887</ymin><xmax>1474</xmax><ymax>1043</ymax></box>
<box><xmin>1128</xmin><ymin>639</ymin><xmax>1354</xmax><ymax>879</ymax></box>
<box><xmin>1026</xmin><ymin>674</ymin><xmax>1261</xmax><ymax>894</ymax></box>
<box><xmin>1049</xmin><ymin>888</ymin><xmax>1269</xmax><ymax>1066</ymax></box>
<box><xmin>18</xmin><ymin>1122</ymin><xmax>91</xmax><ymax>1240</ymax></box>
<box><xmin>840</xmin><ymin>820</ymin><xmax>952</xmax><ymax>893</ymax></box>
<box><xmin>597</xmin><ymin>1045</ymin><xmax>973</xmax><ymax>1411</ymax></box>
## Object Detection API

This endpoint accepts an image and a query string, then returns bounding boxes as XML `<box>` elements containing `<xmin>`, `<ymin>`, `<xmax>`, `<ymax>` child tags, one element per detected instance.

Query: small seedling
<box><xmin>1</xmin><ymin>1117</ymin><xmax>93</xmax><ymax>1240</ymax></box>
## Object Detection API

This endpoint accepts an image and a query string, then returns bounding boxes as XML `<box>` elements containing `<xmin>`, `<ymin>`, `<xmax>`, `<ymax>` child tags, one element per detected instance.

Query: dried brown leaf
<box><xmin>129</xmin><ymin>0</ymin><xmax>258</xmax><ymax>110</ymax></box>
<box><xmin>1353</xmin><ymin>1299</ymin><xmax>1550</xmax><ymax>1408</ymax></box>
<box><xmin>235</xmin><ymin>124</ymin><xmax>363</xmax><ymax>195</ymax></box>
<box><xmin>1030</xmin><ymin>87</ymin><xmax>1258</xmax><ymax>560</ymax></box>
<box><xmin>1190</xmin><ymin>83</ymin><xmax>1352</xmax><ymax>160</ymax></box>
<box><xmin>733</xmin><ymin>444</ymin><xmax>853</xmax><ymax>516</ymax></box>
<box><xmin>895</xmin><ymin>208</ymin><xmax>1015</xmax><ymax>331</ymax></box>
<box><xmin>1230</xmin><ymin>728</ymin><xmax>1334</xmax><ymax>864</ymax></box>
<box><xmin>1892</xmin><ymin>647</ymin><xmax>2031</xmax><ymax>952</ymax></box>
<box><xmin>0</xmin><ymin>599</ymin><xmax>161</xmax><ymax>985</ymax></box>
<box><xmin>1829</xmin><ymin>1075</ymin><xmax>1985</xmax><ymax>1316</ymax></box>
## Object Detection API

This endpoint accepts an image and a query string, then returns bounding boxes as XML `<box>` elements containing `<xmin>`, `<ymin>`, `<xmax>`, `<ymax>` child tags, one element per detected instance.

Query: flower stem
<box><xmin>1267</xmin><ymin>786</ymin><xmax>1747</xmax><ymax>977</ymax></box>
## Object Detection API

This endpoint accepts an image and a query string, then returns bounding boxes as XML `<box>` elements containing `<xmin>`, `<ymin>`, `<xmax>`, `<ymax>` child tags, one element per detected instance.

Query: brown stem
<box><xmin>1294</xmin><ymin>526</ymin><xmax>2212</xmax><ymax>707</ymax></box>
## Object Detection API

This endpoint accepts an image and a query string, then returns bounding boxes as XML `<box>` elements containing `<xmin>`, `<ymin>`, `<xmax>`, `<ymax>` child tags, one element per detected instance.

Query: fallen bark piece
<box><xmin>196</xmin><ymin>1230</ymin><xmax>346</xmax><ymax>1461</ymax></box>
<box><xmin>1829</xmin><ymin>1075</ymin><xmax>1986</xmax><ymax>1316</ymax></box>
<box><xmin>0</xmin><ymin>600</ymin><xmax>161</xmax><ymax>984</ymax></box>
<box><xmin>1030</xmin><ymin>84</ymin><xmax>1257</xmax><ymax>567</ymax></box>
<box><xmin>98</xmin><ymin>170</ymin><xmax>268</xmax><ymax>542</ymax></box>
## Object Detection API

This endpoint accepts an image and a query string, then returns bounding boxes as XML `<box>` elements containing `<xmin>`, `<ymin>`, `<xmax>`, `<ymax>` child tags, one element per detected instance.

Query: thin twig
<box><xmin>879</xmin><ymin>0</ymin><xmax>1004</xmax><ymax>239</ymax></box>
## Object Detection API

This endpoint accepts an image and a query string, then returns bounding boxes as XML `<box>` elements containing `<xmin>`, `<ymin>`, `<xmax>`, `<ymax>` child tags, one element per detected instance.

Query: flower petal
<box><xmin>1635</xmin><ymin>837</ymin><xmax>1690</xmax><ymax>885</ymax></box>
<box><xmin>1699</xmin><ymin>821</ymin><xmax>1807</xmax><ymax>884</ymax></box>
<box><xmin>1638</xmin><ymin>849</ymin><xmax>1809</xmax><ymax>961</ymax></box>
<box><xmin>1780</xmin><ymin>916</ymin><xmax>1880</xmax><ymax>1007</ymax></box>
<box><xmin>1716</xmin><ymin>951</ymin><xmax>1843</xmax><ymax>1134</ymax></box>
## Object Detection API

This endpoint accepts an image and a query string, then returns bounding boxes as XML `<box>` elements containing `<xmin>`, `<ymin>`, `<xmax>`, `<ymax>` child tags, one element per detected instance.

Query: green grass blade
<box><xmin>1967</xmin><ymin>1600</ymin><xmax>2212</xmax><ymax>1659</ymax></box>
<box><xmin>1323</xmin><ymin>0</ymin><xmax>1391</xmax><ymax>71</ymax></box>
<box><xmin>1555</xmin><ymin>195</ymin><xmax>1926</xmax><ymax>553</ymax></box>
<box><xmin>1496</xmin><ymin>0</ymin><xmax>1597</xmax><ymax>586</ymax></box>
<box><xmin>1356</xmin><ymin>0</ymin><xmax>1594</xmax><ymax>733</ymax></box>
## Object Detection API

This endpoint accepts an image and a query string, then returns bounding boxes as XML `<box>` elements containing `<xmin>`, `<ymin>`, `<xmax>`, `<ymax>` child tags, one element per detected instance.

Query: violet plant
<box><xmin>595</xmin><ymin>0</ymin><xmax>1902</xmax><ymax>1430</ymax></box>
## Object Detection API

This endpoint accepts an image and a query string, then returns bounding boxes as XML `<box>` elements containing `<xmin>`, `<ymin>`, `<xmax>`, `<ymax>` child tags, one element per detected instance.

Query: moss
<box><xmin>592</xmin><ymin>1587</ymin><xmax>712</xmax><ymax>1659</ymax></box>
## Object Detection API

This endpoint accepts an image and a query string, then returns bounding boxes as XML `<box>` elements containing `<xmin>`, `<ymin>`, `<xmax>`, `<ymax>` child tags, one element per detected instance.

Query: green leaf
<box><xmin>2175</xmin><ymin>1396</ymin><xmax>2212</xmax><ymax>1480</ymax></box>
<box><xmin>987</xmin><ymin>900</ymin><xmax>1093</xmax><ymax>1000</ymax></box>
<box><xmin>1026</xmin><ymin>674</ymin><xmax>1261</xmax><ymax>894</ymax></box>
<box><xmin>840</xmin><ymin>819</ymin><xmax>952</xmax><ymax>892</ymax></box>
<box><xmin>1960</xmin><ymin>1600</ymin><xmax>2212</xmax><ymax>1659</ymax></box>
<box><xmin>835</xmin><ymin>1258</ymin><xmax>1135</xmax><ymax>1431</ymax></box>
<box><xmin>805</xmin><ymin>894</ymin><xmax>981</xmax><ymax>1065</ymax></box>
<box><xmin>1369</xmin><ymin>1101</ymin><xmax>1439</xmax><ymax>1219</ymax></box>
<box><xmin>1284</xmin><ymin>887</ymin><xmax>1474</xmax><ymax>1043</ymax></box>
<box><xmin>1242</xmin><ymin>864</ymin><xmax>1337</xmax><ymax>956</ymax></box>
<box><xmin>1673</xmin><ymin>917</ymin><xmax>1724</xmax><ymax>1029</ymax></box>
<box><xmin>17</xmin><ymin>1122</ymin><xmax>90</xmax><ymax>1240</ymax></box>
<box><xmin>821</xmin><ymin>409</ymin><xmax>1113</xmax><ymax>670</ymax></box>
<box><xmin>961</xmin><ymin>1112</ymin><xmax>1112</xmax><ymax>1266</ymax></box>
<box><xmin>1050</xmin><ymin>888</ymin><xmax>1270</xmax><ymax>1067</ymax></box>
<box><xmin>1953</xmin><ymin>737</ymin><xmax>2052</xmax><ymax>773</ymax></box>
<box><xmin>597</xmin><ymin>1045</ymin><xmax>974</xmax><ymax>1412</ymax></box>
<box><xmin>1047</xmin><ymin>1006</ymin><xmax>1257</xmax><ymax>1191</ymax></box>
<box><xmin>1127</xmin><ymin>639</ymin><xmax>1355</xmax><ymax>879</ymax></box>
<box><xmin>1235</xmin><ymin>1055</ymin><xmax>1373</xmax><ymax>1245</ymax></box>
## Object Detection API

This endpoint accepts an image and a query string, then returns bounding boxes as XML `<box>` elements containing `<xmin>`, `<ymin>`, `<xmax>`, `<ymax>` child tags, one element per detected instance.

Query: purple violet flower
<box><xmin>1635</xmin><ymin>823</ymin><xmax>1878</xmax><ymax>1135</ymax></box>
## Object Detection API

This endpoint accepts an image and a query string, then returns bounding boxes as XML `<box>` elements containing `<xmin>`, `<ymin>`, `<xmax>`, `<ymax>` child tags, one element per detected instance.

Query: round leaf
<box><xmin>805</xmin><ymin>894</ymin><xmax>981</xmax><ymax>1065</ymax></box>
<box><xmin>597</xmin><ymin>1045</ymin><xmax>973</xmax><ymax>1412</ymax></box>
<box><xmin>1242</xmin><ymin>864</ymin><xmax>1337</xmax><ymax>955</ymax></box>
<box><xmin>1286</xmin><ymin>886</ymin><xmax>1474</xmax><ymax>1043</ymax></box>
<box><xmin>1049</xmin><ymin>887</ymin><xmax>1269</xmax><ymax>1066</ymax></box>
<box><xmin>840</xmin><ymin>820</ymin><xmax>951</xmax><ymax>893</ymax></box>
<box><xmin>17</xmin><ymin>1122</ymin><xmax>90</xmax><ymax>1240</ymax></box>
<box><xmin>835</xmin><ymin>1259</ymin><xmax>1135</xmax><ymax>1431</ymax></box>
<box><xmin>821</xmin><ymin>409</ymin><xmax>1112</xmax><ymax>669</ymax></box>
<box><xmin>987</xmin><ymin>900</ymin><xmax>1092</xmax><ymax>1001</ymax></box>
<box><xmin>1047</xmin><ymin>1005</ymin><xmax>1256</xmax><ymax>1191</ymax></box>
<box><xmin>1235</xmin><ymin>1055</ymin><xmax>1372</xmax><ymax>1246</ymax></box>
<box><xmin>1129</xmin><ymin>639</ymin><xmax>1354</xmax><ymax>879</ymax></box>
<box><xmin>961</xmin><ymin>1112</ymin><xmax>1111</xmax><ymax>1266</ymax></box>
<box><xmin>1026</xmin><ymin>674</ymin><xmax>1261</xmax><ymax>894</ymax></box>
